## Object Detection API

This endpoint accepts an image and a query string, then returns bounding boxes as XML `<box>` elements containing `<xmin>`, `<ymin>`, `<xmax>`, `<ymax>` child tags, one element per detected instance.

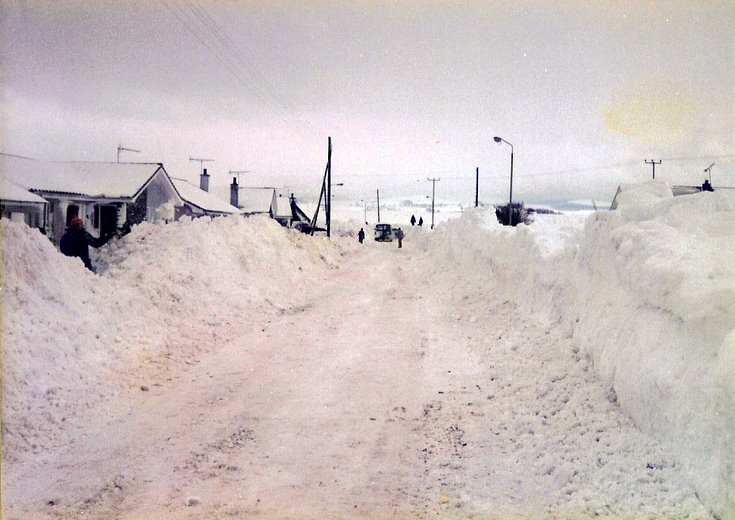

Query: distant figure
<box><xmin>358</xmin><ymin>227</ymin><xmax>365</xmax><ymax>244</ymax></box>
<box><xmin>394</xmin><ymin>228</ymin><xmax>404</xmax><ymax>248</ymax></box>
<box><xmin>410</xmin><ymin>214</ymin><xmax>416</xmax><ymax>226</ymax></box>
<box><xmin>702</xmin><ymin>179</ymin><xmax>714</xmax><ymax>192</ymax></box>
<box><xmin>59</xmin><ymin>216</ymin><xmax>111</xmax><ymax>272</ymax></box>
<box><xmin>418</xmin><ymin>217</ymin><xmax>423</xmax><ymax>227</ymax></box>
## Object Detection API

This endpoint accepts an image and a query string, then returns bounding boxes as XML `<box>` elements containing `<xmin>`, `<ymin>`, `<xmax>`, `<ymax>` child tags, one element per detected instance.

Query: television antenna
<box><xmin>229</xmin><ymin>170</ymin><xmax>251</xmax><ymax>184</ymax></box>
<box><xmin>117</xmin><ymin>145</ymin><xmax>140</xmax><ymax>163</ymax></box>
<box><xmin>190</xmin><ymin>157</ymin><xmax>214</xmax><ymax>179</ymax></box>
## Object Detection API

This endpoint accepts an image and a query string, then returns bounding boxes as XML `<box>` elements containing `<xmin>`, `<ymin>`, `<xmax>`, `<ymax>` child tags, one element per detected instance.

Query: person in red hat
<box><xmin>59</xmin><ymin>216</ymin><xmax>112</xmax><ymax>272</ymax></box>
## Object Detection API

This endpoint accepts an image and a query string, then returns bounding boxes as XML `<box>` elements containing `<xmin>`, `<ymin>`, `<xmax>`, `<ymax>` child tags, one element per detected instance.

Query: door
<box><xmin>99</xmin><ymin>205</ymin><xmax>118</xmax><ymax>236</ymax></box>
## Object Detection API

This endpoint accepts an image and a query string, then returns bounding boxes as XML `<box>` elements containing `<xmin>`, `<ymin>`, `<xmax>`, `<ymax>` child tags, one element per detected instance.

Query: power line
<box><xmin>189</xmin><ymin>1</ymin><xmax>296</xmax><ymax>113</ymax></box>
<box><xmin>158</xmin><ymin>0</ymin><xmax>314</xmax><ymax>139</ymax></box>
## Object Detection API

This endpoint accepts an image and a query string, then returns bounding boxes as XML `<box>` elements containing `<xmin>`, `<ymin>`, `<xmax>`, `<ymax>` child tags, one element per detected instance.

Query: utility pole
<box><xmin>326</xmin><ymin>137</ymin><xmax>332</xmax><ymax>238</ymax></box>
<box><xmin>310</xmin><ymin>137</ymin><xmax>332</xmax><ymax>237</ymax></box>
<box><xmin>377</xmin><ymin>189</ymin><xmax>381</xmax><ymax>223</ymax></box>
<box><xmin>475</xmin><ymin>166</ymin><xmax>479</xmax><ymax>207</ymax></box>
<box><xmin>117</xmin><ymin>145</ymin><xmax>140</xmax><ymax>163</ymax></box>
<box><xmin>190</xmin><ymin>157</ymin><xmax>214</xmax><ymax>176</ymax></box>
<box><xmin>427</xmin><ymin>177</ymin><xmax>440</xmax><ymax>229</ymax></box>
<box><xmin>645</xmin><ymin>159</ymin><xmax>661</xmax><ymax>180</ymax></box>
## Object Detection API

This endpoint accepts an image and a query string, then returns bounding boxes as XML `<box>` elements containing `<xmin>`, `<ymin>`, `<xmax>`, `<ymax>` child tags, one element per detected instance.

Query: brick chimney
<box><xmin>230</xmin><ymin>177</ymin><xmax>239</xmax><ymax>208</ymax></box>
<box><xmin>200</xmin><ymin>168</ymin><xmax>210</xmax><ymax>192</ymax></box>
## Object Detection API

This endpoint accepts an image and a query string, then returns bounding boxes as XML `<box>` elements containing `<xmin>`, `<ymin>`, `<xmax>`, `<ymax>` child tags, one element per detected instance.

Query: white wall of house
<box><xmin>0</xmin><ymin>202</ymin><xmax>47</xmax><ymax>229</ymax></box>
<box><xmin>145</xmin><ymin>172</ymin><xmax>181</xmax><ymax>222</ymax></box>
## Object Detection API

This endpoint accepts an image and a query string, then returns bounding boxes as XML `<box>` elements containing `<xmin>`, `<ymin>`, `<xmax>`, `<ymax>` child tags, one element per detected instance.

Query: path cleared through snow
<box><xmin>4</xmin><ymin>231</ymin><xmax>711</xmax><ymax>520</ymax></box>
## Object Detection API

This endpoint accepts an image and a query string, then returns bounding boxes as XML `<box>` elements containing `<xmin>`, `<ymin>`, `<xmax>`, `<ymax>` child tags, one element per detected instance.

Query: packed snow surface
<box><xmin>1</xmin><ymin>181</ymin><xmax>733</xmax><ymax>519</ymax></box>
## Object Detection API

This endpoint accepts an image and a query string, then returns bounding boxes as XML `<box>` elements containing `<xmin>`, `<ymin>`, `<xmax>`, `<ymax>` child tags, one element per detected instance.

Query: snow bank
<box><xmin>1</xmin><ymin>215</ymin><xmax>344</xmax><ymax>460</ymax></box>
<box><xmin>566</xmin><ymin>185</ymin><xmax>735</xmax><ymax>520</ymax></box>
<box><xmin>425</xmin><ymin>181</ymin><xmax>735</xmax><ymax>519</ymax></box>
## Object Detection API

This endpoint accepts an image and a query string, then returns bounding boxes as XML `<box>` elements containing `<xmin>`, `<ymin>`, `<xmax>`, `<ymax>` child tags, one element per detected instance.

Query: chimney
<box><xmin>200</xmin><ymin>168</ymin><xmax>210</xmax><ymax>192</ymax></box>
<box><xmin>230</xmin><ymin>176</ymin><xmax>239</xmax><ymax>208</ymax></box>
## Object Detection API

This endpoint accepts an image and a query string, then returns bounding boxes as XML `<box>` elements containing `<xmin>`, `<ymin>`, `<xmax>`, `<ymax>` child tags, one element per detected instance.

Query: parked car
<box><xmin>374</xmin><ymin>223</ymin><xmax>393</xmax><ymax>241</ymax></box>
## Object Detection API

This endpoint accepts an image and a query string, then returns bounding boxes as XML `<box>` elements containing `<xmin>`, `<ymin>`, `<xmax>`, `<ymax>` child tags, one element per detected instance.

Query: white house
<box><xmin>237</xmin><ymin>186</ymin><xmax>277</xmax><ymax>216</ymax></box>
<box><xmin>1</xmin><ymin>154</ymin><xmax>183</xmax><ymax>243</ymax></box>
<box><xmin>170</xmin><ymin>176</ymin><xmax>241</xmax><ymax>218</ymax></box>
<box><xmin>0</xmin><ymin>175</ymin><xmax>49</xmax><ymax>231</ymax></box>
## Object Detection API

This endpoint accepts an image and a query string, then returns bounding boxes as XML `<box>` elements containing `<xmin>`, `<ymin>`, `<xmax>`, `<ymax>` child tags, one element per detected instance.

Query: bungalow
<box><xmin>1</xmin><ymin>154</ymin><xmax>183</xmax><ymax>243</ymax></box>
<box><xmin>236</xmin><ymin>185</ymin><xmax>277</xmax><ymax>217</ymax></box>
<box><xmin>171</xmin><ymin>171</ymin><xmax>240</xmax><ymax>218</ymax></box>
<box><xmin>0</xmin><ymin>175</ymin><xmax>49</xmax><ymax>232</ymax></box>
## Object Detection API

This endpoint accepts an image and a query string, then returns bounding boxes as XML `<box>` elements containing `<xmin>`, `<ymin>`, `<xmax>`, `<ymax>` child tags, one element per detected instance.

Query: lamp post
<box><xmin>493</xmin><ymin>136</ymin><xmax>514</xmax><ymax>225</ymax></box>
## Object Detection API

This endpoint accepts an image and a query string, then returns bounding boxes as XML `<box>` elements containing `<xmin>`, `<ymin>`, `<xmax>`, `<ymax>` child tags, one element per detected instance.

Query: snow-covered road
<box><xmin>3</xmin><ymin>228</ymin><xmax>711</xmax><ymax>519</ymax></box>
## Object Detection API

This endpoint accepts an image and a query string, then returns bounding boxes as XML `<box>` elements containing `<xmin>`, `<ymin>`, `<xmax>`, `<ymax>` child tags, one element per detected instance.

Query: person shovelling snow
<box><xmin>59</xmin><ymin>216</ymin><xmax>112</xmax><ymax>272</ymax></box>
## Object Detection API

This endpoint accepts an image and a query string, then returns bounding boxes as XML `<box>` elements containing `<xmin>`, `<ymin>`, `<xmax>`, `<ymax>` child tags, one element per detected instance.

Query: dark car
<box><xmin>374</xmin><ymin>223</ymin><xmax>393</xmax><ymax>241</ymax></box>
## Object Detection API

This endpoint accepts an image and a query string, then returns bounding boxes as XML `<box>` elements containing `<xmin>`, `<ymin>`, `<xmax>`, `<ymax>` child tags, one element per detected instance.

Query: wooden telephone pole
<box><xmin>475</xmin><ymin>167</ymin><xmax>479</xmax><ymax>207</ymax></box>
<box><xmin>310</xmin><ymin>137</ymin><xmax>332</xmax><ymax>237</ymax></box>
<box><xmin>645</xmin><ymin>159</ymin><xmax>661</xmax><ymax>179</ymax></box>
<box><xmin>427</xmin><ymin>177</ymin><xmax>440</xmax><ymax>229</ymax></box>
<box><xmin>376</xmin><ymin>189</ymin><xmax>381</xmax><ymax>223</ymax></box>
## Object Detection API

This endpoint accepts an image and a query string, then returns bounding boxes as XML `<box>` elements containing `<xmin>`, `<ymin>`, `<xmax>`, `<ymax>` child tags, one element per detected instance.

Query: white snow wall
<box><xmin>426</xmin><ymin>184</ymin><xmax>735</xmax><ymax>520</ymax></box>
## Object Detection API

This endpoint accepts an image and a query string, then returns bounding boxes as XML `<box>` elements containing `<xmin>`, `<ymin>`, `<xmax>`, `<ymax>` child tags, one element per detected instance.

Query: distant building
<box><xmin>227</xmin><ymin>177</ymin><xmax>314</xmax><ymax>230</ymax></box>
<box><xmin>1</xmin><ymin>154</ymin><xmax>183</xmax><ymax>243</ymax></box>
<box><xmin>237</xmin><ymin>186</ymin><xmax>277</xmax><ymax>217</ymax></box>
<box><xmin>170</xmin><ymin>176</ymin><xmax>240</xmax><ymax>218</ymax></box>
<box><xmin>611</xmin><ymin>181</ymin><xmax>734</xmax><ymax>210</ymax></box>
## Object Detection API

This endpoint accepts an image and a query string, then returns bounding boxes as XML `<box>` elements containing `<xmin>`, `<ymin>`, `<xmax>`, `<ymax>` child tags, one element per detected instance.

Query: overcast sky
<box><xmin>1</xmin><ymin>1</ymin><xmax>733</xmax><ymax>205</ymax></box>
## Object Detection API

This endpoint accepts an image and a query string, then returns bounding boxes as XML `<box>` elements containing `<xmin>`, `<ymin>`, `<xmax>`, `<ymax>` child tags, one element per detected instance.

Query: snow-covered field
<box><xmin>1</xmin><ymin>181</ymin><xmax>733</xmax><ymax>519</ymax></box>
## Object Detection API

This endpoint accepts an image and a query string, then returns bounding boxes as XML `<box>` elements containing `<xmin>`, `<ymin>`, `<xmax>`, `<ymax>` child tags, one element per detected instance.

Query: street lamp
<box><xmin>493</xmin><ymin>136</ymin><xmax>514</xmax><ymax>225</ymax></box>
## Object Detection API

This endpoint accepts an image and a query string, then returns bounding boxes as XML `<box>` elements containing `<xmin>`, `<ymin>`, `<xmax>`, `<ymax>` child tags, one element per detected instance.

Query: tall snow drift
<box><xmin>425</xmin><ymin>181</ymin><xmax>735</xmax><ymax>519</ymax></box>
<box><xmin>1</xmin><ymin>215</ymin><xmax>345</xmax><ymax>460</ymax></box>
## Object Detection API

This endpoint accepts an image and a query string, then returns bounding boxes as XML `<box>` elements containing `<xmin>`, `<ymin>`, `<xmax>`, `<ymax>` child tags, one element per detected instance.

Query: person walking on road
<box><xmin>410</xmin><ymin>214</ymin><xmax>416</xmax><ymax>226</ymax></box>
<box><xmin>358</xmin><ymin>227</ymin><xmax>365</xmax><ymax>244</ymax></box>
<box><xmin>395</xmin><ymin>227</ymin><xmax>404</xmax><ymax>248</ymax></box>
<box><xmin>418</xmin><ymin>217</ymin><xmax>423</xmax><ymax>227</ymax></box>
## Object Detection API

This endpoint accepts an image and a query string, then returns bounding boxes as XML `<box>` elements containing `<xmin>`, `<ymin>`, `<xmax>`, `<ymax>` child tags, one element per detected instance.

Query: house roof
<box><xmin>170</xmin><ymin>177</ymin><xmax>241</xmax><ymax>215</ymax></box>
<box><xmin>1</xmin><ymin>154</ymin><xmax>172</xmax><ymax>200</ymax></box>
<box><xmin>0</xmin><ymin>176</ymin><xmax>48</xmax><ymax>204</ymax></box>
<box><xmin>239</xmin><ymin>187</ymin><xmax>275</xmax><ymax>214</ymax></box>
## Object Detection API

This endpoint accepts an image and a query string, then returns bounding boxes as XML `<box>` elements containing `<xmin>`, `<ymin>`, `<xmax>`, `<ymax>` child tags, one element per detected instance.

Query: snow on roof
<box><xmin>0</xmin><ymin>176</ymin><xmax>48</xmax><ymax>204</ymax></box>
<box><xmin>170</xmin><ymin>177</ymin><xmax>240</xmax><ymax>214</ymax></box>
<box><xmin>239</xmin><ymin>187</ymin><xmax>274</xmax><ymax>214</ymax></box>
<box><xmin>1</xmin><ymin>154</ymin><xmax>167</xmax><ymax>199</ymax></box>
